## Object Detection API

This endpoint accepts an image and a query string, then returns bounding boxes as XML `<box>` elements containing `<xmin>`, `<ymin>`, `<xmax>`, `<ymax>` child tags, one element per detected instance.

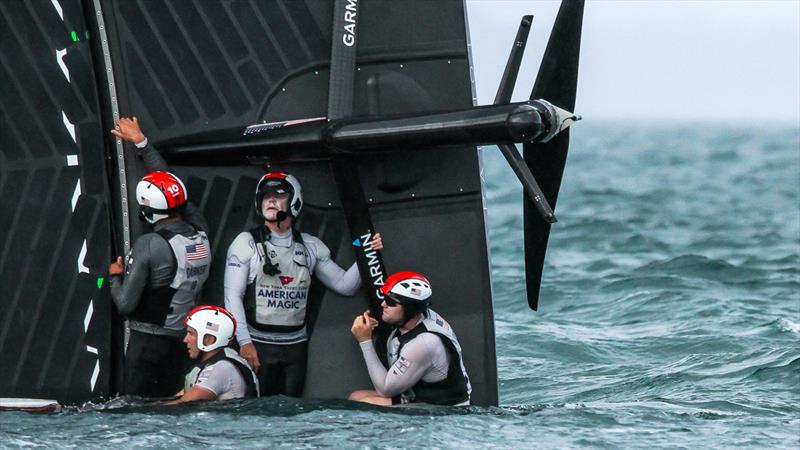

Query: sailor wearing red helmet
<box><xmin>168</xmin><ymin>306</ymin><xmax>259</xmax><ymax>404</ymax></box>
<box><xmin>224</xmin><ymin>171</ymin><xmax>383</xmax><ymax>397</ymax></box>
<box><xmin>349</xmin><ymin>271</ymin><xmax>471</xmax><ymax>406</ymax></box>
<box><xmin>108</xmin><ymin>117</ymin><xmax>211</xmax><ymax>398</ymax></box>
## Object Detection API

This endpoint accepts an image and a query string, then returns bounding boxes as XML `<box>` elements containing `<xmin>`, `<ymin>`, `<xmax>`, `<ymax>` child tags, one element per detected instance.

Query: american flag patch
<box><xmin>206</xmin><ymin>321</ymin><xmax>219</xmax><ymax>332</ymax></box>
<box><xmin>395</xmin><ymin>356</ymin><xmax>411</xmax><ymax>374</ymax></box>
<box><xmin>186</xmin><ymin>243</ymin><xmax>209</xmax><ymax>261</ymax></box>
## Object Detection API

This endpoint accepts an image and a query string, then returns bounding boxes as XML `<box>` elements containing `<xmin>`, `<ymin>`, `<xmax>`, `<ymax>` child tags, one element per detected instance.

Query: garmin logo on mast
<box><xmin>342</xmin><ymin>0</ymin><xmax>358</xmax><ymax>47</ymax></box>
<box><xmin>360</xmin><ymin>231</ymin><xmax>384</xmax><ymax>299</ymax></box>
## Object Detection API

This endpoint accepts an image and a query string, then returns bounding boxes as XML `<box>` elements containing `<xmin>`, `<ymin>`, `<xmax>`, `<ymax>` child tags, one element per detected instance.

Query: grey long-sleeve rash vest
<box><xmin>109</xmin><ymin>142</ymin><xmax>208</xmax><ymax>335</ymax></box>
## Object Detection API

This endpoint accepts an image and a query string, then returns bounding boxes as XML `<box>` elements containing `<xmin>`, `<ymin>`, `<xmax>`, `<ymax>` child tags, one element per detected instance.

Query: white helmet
<box><xmin>136</xmin><ymin>171</ymin><xmax>187</xmax><ymax>224</ymax></box>
<box><xmin>185</xmin><ymin>305</ymin><xmax>236</xmax><ymax>352</ymax></box>
<box><xmin>254</xmin><ymin>171</ymin><xmax>303</xmax><ymax>219</ymax></box>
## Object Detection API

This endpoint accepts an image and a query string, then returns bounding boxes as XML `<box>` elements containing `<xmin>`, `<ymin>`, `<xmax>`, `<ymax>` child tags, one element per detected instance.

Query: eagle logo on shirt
<box><xmin>279</xmin><ymin>276</ymin><xmax>294</xmax><ymax>286</ymax></box>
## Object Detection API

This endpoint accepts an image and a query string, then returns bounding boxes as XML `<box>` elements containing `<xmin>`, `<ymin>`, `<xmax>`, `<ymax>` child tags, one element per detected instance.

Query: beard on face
<box><xmin>382</xmin><ymin>305</ymin><xmax>405</xmax><ymax>327</ymax></box>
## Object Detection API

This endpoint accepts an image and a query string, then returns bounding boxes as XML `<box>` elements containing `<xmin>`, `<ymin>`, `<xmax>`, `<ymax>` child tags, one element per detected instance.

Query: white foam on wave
<box><xmin>777</xmin><ymin>318</ymin><xmax>800</xmax><ymax>333</ymax></box>
<box><xmin>564</xmin><ymin>403</ymin><xmax>585</xmax><ymax>409</ymax></box>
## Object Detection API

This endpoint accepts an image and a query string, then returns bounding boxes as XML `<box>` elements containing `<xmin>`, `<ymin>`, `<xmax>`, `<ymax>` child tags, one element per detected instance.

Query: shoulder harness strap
<box><xmin>153</xmin><ymin>228</ymin><xmax>178</xmax><ymax>280</ymax></box>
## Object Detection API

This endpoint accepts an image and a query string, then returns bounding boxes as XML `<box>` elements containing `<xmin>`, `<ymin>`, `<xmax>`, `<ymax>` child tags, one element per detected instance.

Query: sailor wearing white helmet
<box><xmin>224</xmin><ymin>171</ymin><xmax>384</xmax><ymax>397</ymax></box>
<box><xmin>349</xmin><ymin>271</ymin><xmax>471</xmax><ymax>406</ymax></box>
<box><xmin>109</xmin><ymin>117</ymin><xmax>211</xmax><ymax>398</ymax></box>
<box><xmin>169</xmin><ymin>305</ymin><xmax>259</xmax><ymax>403</ymax></box>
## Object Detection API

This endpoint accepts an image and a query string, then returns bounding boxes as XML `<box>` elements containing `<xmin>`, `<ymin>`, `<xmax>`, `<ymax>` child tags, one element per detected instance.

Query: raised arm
<box><xmin>111</xmin><ymin>116</ymin><xmax>209</xmax><ymax>232</ymax></box>
<box><xmin>313</xmin><ymin>233</ymin><xmax>383</xmax><ymax>296</ymax></box>
<box><xmin>351</xmin><ymin>311</ymin><xmax>437</xmax><ymax>398</ymax></box>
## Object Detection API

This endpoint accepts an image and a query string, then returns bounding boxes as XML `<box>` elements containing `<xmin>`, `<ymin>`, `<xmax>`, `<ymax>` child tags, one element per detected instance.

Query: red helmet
<box><xmin>136</xmin><ymin>171</ymin><xmax>187</xmax><ymax>223</ymax></box>
<box><xmin>381</xmin><ymin>271</ymin><xmax>433</xmax><ymax>306</ymax></box>
<box><xmin>254</xmin><ymin>171</ymin><xmax>303</xmax><ymax>218</ymax></box>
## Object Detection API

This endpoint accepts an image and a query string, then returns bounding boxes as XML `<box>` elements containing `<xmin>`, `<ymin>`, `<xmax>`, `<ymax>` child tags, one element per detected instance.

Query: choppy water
<box><xmin>2</xmin><ymin>123</ymin><xmax>799</xmax><ymax>448</ymax></box>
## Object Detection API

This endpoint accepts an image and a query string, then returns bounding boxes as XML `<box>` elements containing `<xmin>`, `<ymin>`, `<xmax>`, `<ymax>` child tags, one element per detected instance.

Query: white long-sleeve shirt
<box><xmin>224</xmin><ymin>228</ymin><xmax>361</xmax><ymax>345</ymax></box>
<box><xmin>358</xmin><ymin>329</ymin><xmax>450</xmax><ymax>398</ymax></box>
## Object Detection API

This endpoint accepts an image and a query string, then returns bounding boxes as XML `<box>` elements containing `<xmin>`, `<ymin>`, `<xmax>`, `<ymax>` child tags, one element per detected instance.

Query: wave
<box><xmin>600</xmin><ymin>275</ymin><xmax>698</xmax><ymax>293</ymax></box>
<box><xmin>66</xmin><ymin>396</ymin><xmax>486</xmax><ymax>418</ymax></box>
<box><xmin>746</xmin><ymin>354</ymin><xmax>800</xmax><ymax>384</ymax></box>
<box><xmin>776</xmin><ymin>318</ymin><xmax>800</xmax><ymax>334</ymax></box>
<box><xmin>654</xmin><ymin>398</ymin><xmax>790</xmax><ymax>418</ymax></box>
<box><xmin>636</xmin><ymin>254</ymin><xmax>765</xmax><ymax>283</ymax></box>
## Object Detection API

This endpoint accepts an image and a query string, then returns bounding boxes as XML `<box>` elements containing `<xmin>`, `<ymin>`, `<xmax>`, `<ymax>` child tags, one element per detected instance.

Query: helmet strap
<box><xmin>401</xmin><ymin>302</ymin><xmax>427</xmax><ymax>325</ymax></box>
<box><xmin>265</xmin><ymin>210</ymin><xmax>289</xmax><ymax>225</ymax></box>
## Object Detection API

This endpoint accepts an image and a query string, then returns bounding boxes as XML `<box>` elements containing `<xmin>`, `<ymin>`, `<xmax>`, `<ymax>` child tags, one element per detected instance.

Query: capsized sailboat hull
<box><xmin>0</xmin><ymin>0</ymin><xmax>497</xmax><ymax>405</ymax></box>
<box><xmin>0</xmin><ymin>0</ymin><xmax>584</xmax><ymax>406</ymax></box>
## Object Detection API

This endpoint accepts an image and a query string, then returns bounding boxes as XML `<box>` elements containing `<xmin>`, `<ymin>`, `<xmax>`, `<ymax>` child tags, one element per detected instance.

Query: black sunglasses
<box><xmin>384</xmin><ymin>295</ymin><xmax>402</xmax><ymax>307</ymax></box>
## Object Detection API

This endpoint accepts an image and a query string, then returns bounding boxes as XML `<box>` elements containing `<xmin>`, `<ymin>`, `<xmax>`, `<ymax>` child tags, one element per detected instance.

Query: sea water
<box><xmin>1</xmin><ymin>123</ymin><xmax>798</xmax><ymax>448</ymax></box>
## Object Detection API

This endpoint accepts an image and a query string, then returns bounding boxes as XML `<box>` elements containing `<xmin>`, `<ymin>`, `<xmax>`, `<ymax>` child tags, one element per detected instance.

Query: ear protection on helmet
<box><xmin>185</xmin><ymin>305</ymin><xmax>236</xmax><ymax>352</ymax></box>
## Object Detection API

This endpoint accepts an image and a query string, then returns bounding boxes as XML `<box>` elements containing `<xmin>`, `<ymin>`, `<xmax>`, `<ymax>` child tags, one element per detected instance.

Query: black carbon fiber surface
<box><xmin>2</xmin><ymin>0</ymin><xmax>498</xmax><ymax>405</ymax></box>
<box><xmin>0</xmin><ymin>0</ymin><xmax>112</xmax><ymax>403</ymax></box>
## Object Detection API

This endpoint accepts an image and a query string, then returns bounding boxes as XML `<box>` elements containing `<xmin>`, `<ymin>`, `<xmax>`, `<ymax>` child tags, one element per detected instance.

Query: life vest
<box><xmin>244</xmin><ymin>227</ymin><xmax>311</xmax><ymax>332</ymax></box>
<box><xmin>184</xmin><ymin>348</ymin><xmax>260</xmax><ymax>398</ymax></box>
<box><xmin>387</xmin><ymin>309</ymin><xmax>472</xmax><ymax>406</ymax></box>
<box><xmin>130</xmin><ymin>228</ymin><xmax>210</xmax><ymax>328</ymax></box>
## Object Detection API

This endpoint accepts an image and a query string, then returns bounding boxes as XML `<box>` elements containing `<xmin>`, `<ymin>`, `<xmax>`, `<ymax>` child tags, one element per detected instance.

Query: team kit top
<box><xmin>184</xmin><ymin>348</ymin><xmax>259</xmax><ymax>400</ymax></box>
<box><xmin>110</xmin><ymin>142</ymin><xmax>210</xmax><ymax>337</ymax></box>
<box><xmin>359</xmin><ymin>308</ymin><xmax>472</xmax><ymax>406</ymax></box>
<box><xmin>224</xmin><ymin>227</ymin><xmax>362</xmax><ymax>345</ymax></box>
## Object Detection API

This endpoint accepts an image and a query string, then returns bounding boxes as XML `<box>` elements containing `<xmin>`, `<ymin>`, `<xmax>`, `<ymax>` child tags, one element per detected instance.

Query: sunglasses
<box><xmin>384</xmin><ymin>295</ymin><xmax>402</xmax><ymax>307</ymax></box>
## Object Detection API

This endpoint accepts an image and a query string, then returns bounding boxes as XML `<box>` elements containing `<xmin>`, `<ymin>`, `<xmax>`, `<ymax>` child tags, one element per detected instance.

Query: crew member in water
<box><xmin>224</xmin><ymin>171</ymin><xmax>383</xmax><ymax>397</ymax></box>
<box><xmin>108</xmin><ymin>117</ymin><xmax>212</xmax><ymax>397</ymax></box>
<box><xmin>168</xmin><ymin>305</ymin><xmax>259</xmax><ymax>403</ymax></box>
<box><xmin>349</xmin><ymin>271</ymin><xmax>471</xmax><ymax>406</ymax></box>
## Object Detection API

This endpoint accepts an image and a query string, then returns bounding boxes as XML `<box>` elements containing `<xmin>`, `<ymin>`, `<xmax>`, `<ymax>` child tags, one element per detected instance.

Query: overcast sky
<box><xmin>466</xmin><ymin>0</ymin><xmax>800</xmax><ymax>123</ymax></box>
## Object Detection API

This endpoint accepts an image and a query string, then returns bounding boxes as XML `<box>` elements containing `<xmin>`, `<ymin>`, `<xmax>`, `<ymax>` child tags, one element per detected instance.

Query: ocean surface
<box><xmin>2</xmin><ymin>123</ymin><xmax>798</xmax><ymax>448</ymax></box>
